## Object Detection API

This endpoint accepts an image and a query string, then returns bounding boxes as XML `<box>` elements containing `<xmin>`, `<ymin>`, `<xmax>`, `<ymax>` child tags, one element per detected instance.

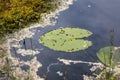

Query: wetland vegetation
<box><xmin>0</xmin><ymin>0</ymin><xmax>58</xmax><ymax>39</ymax></box>
<box><xmin>40</xmin><ymin>28</ymin><xmax>92</xmax><ymax>52</ymax></box>
<box><xmin>0</xmin><ymin>0</ymin><xmax>120</xmax><ymax>80</ymax></box>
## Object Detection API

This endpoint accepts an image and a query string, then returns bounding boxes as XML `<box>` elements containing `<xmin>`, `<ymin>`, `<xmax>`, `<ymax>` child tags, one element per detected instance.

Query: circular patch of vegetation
<box><xmin>40</xmin><ymin>28</ymin><xmax>92</xmax><ymax>52</ymax></box>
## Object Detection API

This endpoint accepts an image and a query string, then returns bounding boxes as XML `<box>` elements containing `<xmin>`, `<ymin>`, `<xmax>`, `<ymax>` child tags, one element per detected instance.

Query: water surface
<box><xmin>11</xmin><ymin>0</ymin><xmax>120</xmax><ymax>80</ymax></box>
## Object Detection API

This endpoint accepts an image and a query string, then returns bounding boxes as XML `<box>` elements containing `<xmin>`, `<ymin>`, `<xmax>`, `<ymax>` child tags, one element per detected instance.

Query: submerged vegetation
<box><xmin>40</xmin><ymin>28</ymin><xmax>92</xmax><ymax>52</ymax></box>
<box><xmin>0</xmin><ymin>0</ymin><xmax>58</xmax><ymax>39</ymax></box>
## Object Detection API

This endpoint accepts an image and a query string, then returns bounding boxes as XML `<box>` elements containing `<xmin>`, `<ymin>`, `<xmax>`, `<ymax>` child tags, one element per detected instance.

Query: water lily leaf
<box><xmin>97</xmin><ymin>46</ymin><xmax>114</xmax><ymax>66</ymax></box>
<box><xmin>112</xmin><ymin>47</ymin><xmax>120</xmax><ymax>65</ymax></box>
<box><xmin>40</xmin><ymin>28</ymin><xmax>92</xmax><ymax>52</ymax></box>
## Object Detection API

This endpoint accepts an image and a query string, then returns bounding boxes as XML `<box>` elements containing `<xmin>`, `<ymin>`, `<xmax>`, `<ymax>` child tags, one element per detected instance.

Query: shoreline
<box><xmin>1</xmin><ymin>0</ymin><xmax>120</xmax><ymax>80</ymax></box>
<box><xmin>5</xmin><ymin>0</ymin><xmax>77</xmax><ymax>58</ymax></box>
<box><xmin>3</xmin><ymin>0</ymin><xmax>76</xmax><ymax>80</ymax></box>
<box><xmin>5</xmin><ymin>0</ymin><xmax>76</xmax><ymax>53</ymax></box>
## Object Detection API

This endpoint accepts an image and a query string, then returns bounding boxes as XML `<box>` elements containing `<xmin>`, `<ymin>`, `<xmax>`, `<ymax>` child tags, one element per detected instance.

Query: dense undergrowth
<box><xmin>0</xmin><ymin>0</ymin><xmax>58</xmax><ymax>39</ymax></box>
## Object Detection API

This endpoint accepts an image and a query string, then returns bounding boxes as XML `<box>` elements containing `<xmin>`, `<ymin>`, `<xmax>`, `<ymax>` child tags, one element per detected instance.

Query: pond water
<box><xmin>10</xmin><ymin>0</ymin><xmax>120</xmax><ymax>80</ymax></box>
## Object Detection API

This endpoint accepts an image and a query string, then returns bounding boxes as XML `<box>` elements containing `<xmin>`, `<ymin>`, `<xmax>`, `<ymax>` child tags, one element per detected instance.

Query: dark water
<box><xmin>11</xmin><ymin>0</ymin><xmax>120</xmax><ymax>80</ymax></box>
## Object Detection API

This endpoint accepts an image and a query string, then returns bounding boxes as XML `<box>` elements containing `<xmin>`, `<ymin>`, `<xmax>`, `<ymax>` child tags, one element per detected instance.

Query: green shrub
<box><xmin>0</xmin><ymin>0</ymin><xmax>59</xmax><ymax>39</ymax></box>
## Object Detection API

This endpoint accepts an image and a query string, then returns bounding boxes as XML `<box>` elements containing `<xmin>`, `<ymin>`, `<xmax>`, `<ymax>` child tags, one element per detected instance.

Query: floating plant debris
<box><xmin>40</xmin><ymin>28</ymin><xmax>92</xmax><ymax>52</ymax></box>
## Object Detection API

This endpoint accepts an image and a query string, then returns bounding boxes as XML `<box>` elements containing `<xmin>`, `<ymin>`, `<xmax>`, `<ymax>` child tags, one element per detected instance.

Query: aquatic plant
<box><xmin>97</xmin><ymin>46</ymin><xmax>120</xmax><ymax>66</ymax></box>
<box><xmin>96</xmin><ymin>46</ymin><xmax>114</xmax><ymax>67</ymax></box>
<box><xmin>40</xmin><ymin>28</ymin><xmax>92</xmax><ymax>52</ymax></box>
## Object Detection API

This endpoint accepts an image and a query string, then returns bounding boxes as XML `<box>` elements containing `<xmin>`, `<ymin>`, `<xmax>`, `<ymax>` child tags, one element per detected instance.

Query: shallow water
<box><xmin>10</xmin><ymin>0</ymin><xmax>120</xmax><ymax>80</ymax></box>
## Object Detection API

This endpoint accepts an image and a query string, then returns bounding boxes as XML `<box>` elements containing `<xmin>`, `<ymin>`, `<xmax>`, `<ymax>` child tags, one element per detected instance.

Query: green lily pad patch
<box><xmin>40</xmin><ymin>28</ymin><xmax>92</xmax><ymax>52</ymax></box>
<box><xmin>97</xmin><ymin>46</ymin><xmax>120</xmax><ymax>67</ymax></box>
<box><xmin>97</xmin><ymin>46</ymin><xmax>114</xmax><ymax>67</ymax></box>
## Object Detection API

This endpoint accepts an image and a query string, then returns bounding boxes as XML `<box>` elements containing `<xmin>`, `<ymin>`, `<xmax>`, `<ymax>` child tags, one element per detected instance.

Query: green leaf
<box><xmin>97</xmin><ymin>46</ymin><xmax>114</xmax><ymax>67</ymax></box>
<box><xmin>40</xmin><ymin>28</ymin><xmax>92</xmax><ymax>52</ymax></box>
<box><xmin>112</xmin><ymin>47</ymin><xmax>120</xmax><ymax>65</ymax></box>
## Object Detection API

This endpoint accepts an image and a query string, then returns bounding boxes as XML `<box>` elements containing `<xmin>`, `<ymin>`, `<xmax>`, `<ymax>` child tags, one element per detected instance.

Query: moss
<box><xmin>0</xmin><ymin>0</ymin><xmax>59</xmax><ymax>40</ymax></box>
